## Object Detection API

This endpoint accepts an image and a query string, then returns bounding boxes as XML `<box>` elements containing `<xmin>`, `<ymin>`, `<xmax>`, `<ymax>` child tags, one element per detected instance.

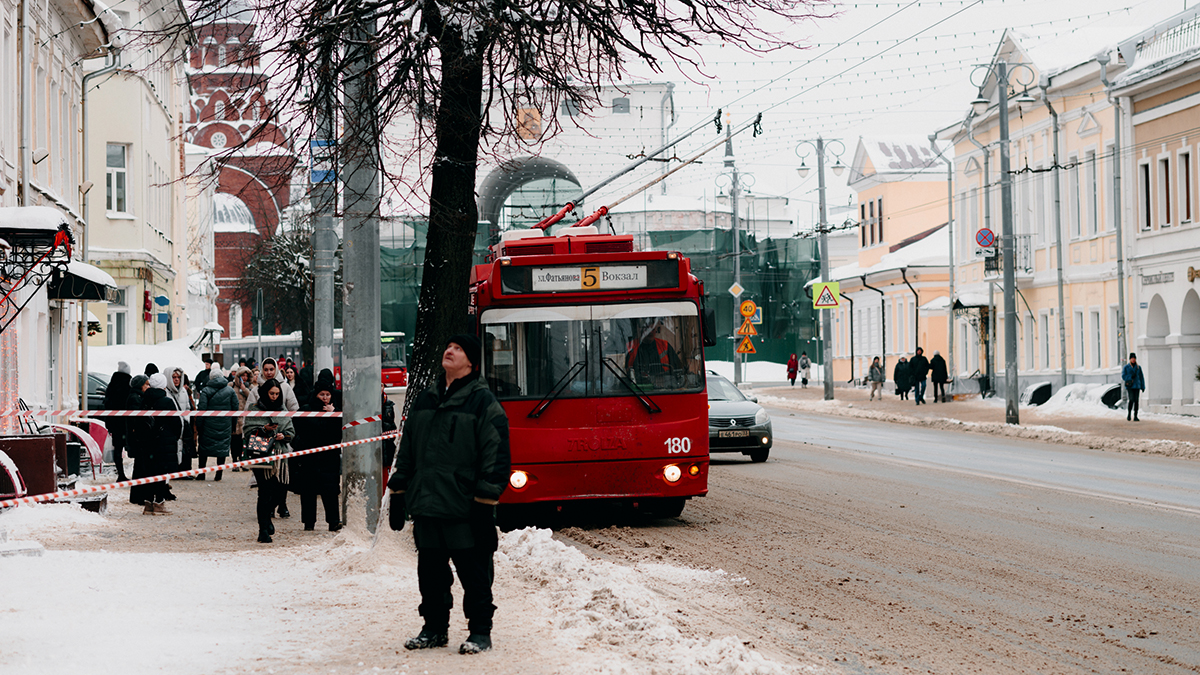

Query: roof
<box><xmin>1115</xmin><ymin>6</ymin><xmax>1200</xmax><ymax>89</ymax></box>
<box><xmin>811</xmin><ymin>224</ymin><xmax>949</xmax><ymax>285</ymax></box>
<box><xmin>859</xmin><ymin>137</ymin><xmax>950</xmax><ymax>175</ymax></box>
<box><xmin>0</xmin><ymin>206</ymin><xmax>70</xmax><ymax>231</ymax></box>
<box><xmin>66</xmin><ymin>260</ymin><xmax>117</xmax><ymax>289</ymax></box>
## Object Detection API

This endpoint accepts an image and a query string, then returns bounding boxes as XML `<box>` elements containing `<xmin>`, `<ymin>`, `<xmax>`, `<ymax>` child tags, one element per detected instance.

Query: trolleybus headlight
<box><xmin>509</xmin><ymin>470</ymin><xmax>529</xmax><ymax>490</ymax></box>
<box><xmin>663</xmin><ymin>464</ymin><xmax>682</xmax><ymax>484</ymax></box>
<box><xmin>499</xmin><ymin>257</ymin><xmax>512</xmax><ymax>266</ymax></box>
<box><xmin>687</xmin><ymin>464</ymin><xmax>701</xmax><ymax>477</ymax></box>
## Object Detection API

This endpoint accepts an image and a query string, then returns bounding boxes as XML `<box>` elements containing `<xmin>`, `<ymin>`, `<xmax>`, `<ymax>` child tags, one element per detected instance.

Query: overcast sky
<box><xmin>576</xmin><ymin>0</ymin><xmax>1191</xmax><ymax>228</ymax></box>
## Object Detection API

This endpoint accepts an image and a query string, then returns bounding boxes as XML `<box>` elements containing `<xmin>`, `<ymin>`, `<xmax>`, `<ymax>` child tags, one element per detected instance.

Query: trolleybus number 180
<box><xmin>664</xmin><ymin>437</ymin><xmax>692</xmax><ymax>453</ymax></box>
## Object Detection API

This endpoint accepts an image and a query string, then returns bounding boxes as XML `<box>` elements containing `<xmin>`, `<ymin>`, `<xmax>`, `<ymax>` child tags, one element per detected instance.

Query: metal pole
<box><xmin>726</xmin><ymin>120</ymin><xmax>742</xmax><ymax>385</ymax></box>
<box><xmin>340</xmin><ymin>16</ymin><xmax>383</xmax><ymax>531</ymax></box>
<box><xmin>312</xmin><ymin>50</ymin><xmax>337</xmax><ymax>374</ymax></box>
<box><xmin>998</xmin><ymin>62</ymin><xmax>1020</xmax><ymax>424</ymax></box>
<box><xmin>1044</xmin><ymin>92</ymin><xmax>1069</xmax><ymax>389</ymax></box>
<box><xmin>818</xmin><ymin>138</ymin><xmax>834</xmax><ymax>400</ymax></box>
<box><xmin>932</xmin><ymin>134</ymin><xmax>954</xmax><ymax>394</ymax></box>
<box><xmin>255</xmin><ymin>288</ymin><xmax>263</xmax><ymax>366</ymax></box>
<box><xmin>1098</xmin><ymin>55</ymin><xmax>1129</xmax><ymax>405</ymax></box>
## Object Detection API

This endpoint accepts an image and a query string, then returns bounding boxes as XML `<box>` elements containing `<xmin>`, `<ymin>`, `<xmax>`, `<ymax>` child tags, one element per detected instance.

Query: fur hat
<box><xmin>148</xmin><ymin>373</ymin><xmax>169</xmax><ymax>390</ymax></box>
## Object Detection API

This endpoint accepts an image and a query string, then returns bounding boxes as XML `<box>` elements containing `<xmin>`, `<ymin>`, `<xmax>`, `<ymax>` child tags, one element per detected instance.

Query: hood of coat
<box><xmin>204</xmin><ymin>372</ymin><xmax>229</xmax><ymax>392</ymax></box>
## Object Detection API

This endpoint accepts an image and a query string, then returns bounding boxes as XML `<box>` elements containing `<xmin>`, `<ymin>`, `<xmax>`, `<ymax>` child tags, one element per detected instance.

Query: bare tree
<box><xmin>163</xmin><ymin>0</ymin><xmax>835</xmax><ymax>402</ymax></box>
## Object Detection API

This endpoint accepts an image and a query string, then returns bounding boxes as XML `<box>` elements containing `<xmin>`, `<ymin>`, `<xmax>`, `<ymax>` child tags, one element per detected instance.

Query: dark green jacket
<box><xmin>391</xmin><ymin>372</ymin><xmax>510</xmax><ymax>520</ymax></box>
<box><xmin>196</xmin><ymin>373</ymin><xmax>238</xmax><ymax>457</ymax></box>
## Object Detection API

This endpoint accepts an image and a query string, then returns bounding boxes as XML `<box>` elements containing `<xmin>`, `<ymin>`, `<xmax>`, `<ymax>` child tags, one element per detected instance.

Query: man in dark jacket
<box><xmin>929</xmin><ymin>351</ymin><xmax>949</xmax><ymax>403</ymax></box>
<box><xmin>388</xmin><ymin>334</ymin><xmax>510</xmax><ymax>655</ymax></box>
<box><xmin>196</xmin><ymin>371</ymin><xmax>238</xmax><ymax>481</ymax></box>
<box><xmin>908</xmin><ymin>347</ymin><xmax>930</xmax><ymax>405</ymax></box>
<box><xmin>140</xmin><ymin>373</ymin><xmax>182</xmax><ymax>514</ymax></box>
<box><xmin>1122</xmin><ymin>353</ymin><xmax>1146</xmax><ymax>421</ymax></box>
<box><xmin>103</xmin><ymin>362</ymin><xmax>133</xmax><ymax>481</ymax></box>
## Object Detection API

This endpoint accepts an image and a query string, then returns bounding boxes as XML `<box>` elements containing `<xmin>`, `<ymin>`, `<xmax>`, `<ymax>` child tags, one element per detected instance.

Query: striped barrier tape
<box><xmin>5</xmin><ymin>409</ymin><xmax>344</xmax><ymax>418</ymax></box>
<box><xmin>341</xmin><ymin>414</ymin><xmax>381</xmax><ymax>430</ymax></box>
<box><xmin>0</xmin><ymin>431</ymin><xmax>401</xmax><ymax>510</ymax></box>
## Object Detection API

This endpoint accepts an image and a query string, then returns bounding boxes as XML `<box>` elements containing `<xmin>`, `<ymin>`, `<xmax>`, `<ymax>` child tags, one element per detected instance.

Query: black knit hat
<box><xmin>447</xmin><ymin>333</ymin><xmax>482</xmax><ymax>371</ymax></box>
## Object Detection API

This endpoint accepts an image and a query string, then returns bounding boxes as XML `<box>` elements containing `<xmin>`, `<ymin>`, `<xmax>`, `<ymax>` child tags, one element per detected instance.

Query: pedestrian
<box><xmin>786</xmin><ymin>353</ymin><xmax>799</xmax><ymax>387</ymax></box>
<box><xmin>908</xmin><ymin>347</ymin><xmax>930</xmax><ymax>405</ymax></box>
<box><xmin>290</xmin><ymin>379</ymin><xmax>343</xmax><ymax>532</ymax></box>
<box><xmin>382</xmin><ymin>382</ymin><xmax>397</xmax><ymax>478</ymax></box>
<box><xmin>1122</xmin><ymin>353</ymin><xmax>1145</xmax><ymax>422</ymax></box>
<box><xmin>167</xmin><ymin>367</ymin><xmax>196</xmax><ymax>477</ymax></box>
<box><xmin>230</xmin><ymin>366</ymin><xmax>253</xmax><ymax>470</ymax></box>
<box><xmin>244</xmin><ymin>358</ymin><xmax>298</xmax><ymax>517</ymax></box>
<box><xmin>285</xmin><ymin>363</ymin><xmax>309</xmax><ymax>403</ymax></box>
<box><xmin>868</xmin><ymin>356</ymin><xmax>885</xmax><ymax>400</ymax></box>
<box><xmin>196</xmin><ymin>369</ymin><xmax>238</xmax><ymax>481</ymax></box>
<box><xmin>929</xmin><ymin>350</ymin><xmax>949</xmax><ymax>403</ymax></box>
<box><xmin>893</xmin><ymin>357</ymin><xmax>911</xmax><ymax>400</ymax></box>
<box><xmin>140</xmin><ymin>373</ymin><xmax>182</xmax><ymax>515</ymax></box>
<box><xmin>103</xmin><ymin>361</ymin><xmax>133</xmax><ymax>482</ymax></box>
<box><xmin>388</xmin><ymin>334</ymin><xmax>511</xmax><ymax>655</ymax></box>
<box><xmin>195</xmin><ymin>355</ymin><xmax>215</xmax><ymax>390</ymax></box>
<box><xmin>126</xmin><ymin>374</ymin><xmax>154</xmax><ymax>505</ymax></box>
<box><xmin>244</xmin><ymin>379</ymin><xmax>294</xmax><ymax>543</ymax></box>
<box><xmin>799</xmin><ymin>352</ymin><xmax>811</xmax><ymax>388</ymax></box>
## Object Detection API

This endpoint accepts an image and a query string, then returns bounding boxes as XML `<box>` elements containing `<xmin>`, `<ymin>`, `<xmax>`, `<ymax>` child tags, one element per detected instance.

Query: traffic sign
<box><xmin>740</xmin><ymin>300</ymin><xmax>757</xmax><ymax>317</ymax></box>
<box><xmin>728</xmin><ymin>282</ymin><xmax>744</xmax><ymax>297</ymax></box>
<box><xmin>975</xmin><ymin>228</ymin><xmax>995</xmax><ymax>248</ymax></box>
<box><xmin>813</xmin><ymin>282</ymin><xmax>840</xmax><ymax>308</ymax></box>
<box><xmin>736</xmin><ymin>336</ymin><xmax>757</xmax><ymax>354</ymax></box>
<box><xmin>750</xmin><ymin>307</ymin><xmax>762</xmax><ymax>324</ymax></box>
<box><xmin>737</xmin><ymin>318</ymin><xmax>758</xmax><ymax>336</ymax></box>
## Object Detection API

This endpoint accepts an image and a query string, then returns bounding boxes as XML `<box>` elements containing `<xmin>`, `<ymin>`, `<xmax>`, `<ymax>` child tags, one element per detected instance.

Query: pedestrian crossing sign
<box><xmin>736</xmin><ymin>336</ymin><xmax>757</xmax><ymax>354</ymax></box>
<box><xmin>813</xmin><ymin>282</ymin><xmax>840</xmax><ymax>308</ymax></box>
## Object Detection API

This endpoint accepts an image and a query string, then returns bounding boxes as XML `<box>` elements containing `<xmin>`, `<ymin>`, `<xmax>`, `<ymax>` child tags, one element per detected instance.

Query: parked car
<box><xmin>84</xmin><ymin>372</ymin><xmax>110</xmax><ymax>411</ymax></box>
<box><xmin>707</xmin><ymin>373</ymin><xmax>772</xmax><ymax>462</ymax></box>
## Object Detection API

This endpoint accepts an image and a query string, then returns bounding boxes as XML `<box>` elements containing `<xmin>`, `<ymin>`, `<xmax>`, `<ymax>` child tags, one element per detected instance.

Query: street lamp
<box><xmin>796</xmin><ymin>137</ymin><xmax>845</xmax><ymax>401</ymax></box>
<box><xmin>970</xmin><ymin>60</ymin><xmax>1035</xmax><ymax>425</ymax></box>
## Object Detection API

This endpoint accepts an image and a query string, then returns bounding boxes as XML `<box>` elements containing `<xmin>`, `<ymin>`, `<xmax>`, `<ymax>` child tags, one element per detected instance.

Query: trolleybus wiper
<box><xmin>600</xmin><ymin>358</ymin><xmax>662</xmax><ymax>415</ymax></box>
<box><xmin>528</xmin><ymin>360</ymin><xmax>587</xmax><ymax>419</ymax></box>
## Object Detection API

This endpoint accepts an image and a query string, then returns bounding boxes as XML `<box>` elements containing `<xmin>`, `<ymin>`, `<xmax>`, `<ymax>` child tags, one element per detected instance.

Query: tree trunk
<box><xmin>405</xmin><ymin>32</ymin><xmax>485</xmax><ymax>413</ymax></box>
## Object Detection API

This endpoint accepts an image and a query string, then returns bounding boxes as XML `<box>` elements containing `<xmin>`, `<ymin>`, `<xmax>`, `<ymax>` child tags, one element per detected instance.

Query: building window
<box><xmin>860</xmin><ymin>203</ymin><xmax>867</xmax><ymax>247</ymax></box>
<box><xmin>868</xmin><ymin>200</ymin><xmax>876</xmax><ymax>245</ymax></box>
<box><xmin>106</xmin><ymin>288</ymin><xmax>128</xmax><ymax>346</ymax></box>
<box><xmin>229</xmin><ymin>303</ymin><xmax>243</xmax><ymax>339</ymax></box>
<box><xmin>1090</xmin><ymin>309</ymin><xmax>1102</xmax><ymax>369</ymax></box>
<box><xmin>1041</xmin><ymin>310</ymin><xmax>1051</xmax><ymax>369</ymax></box>
<box><xmin>1074</xmin><ymin>310</ymin><xmax>1085</xmax><ymax>368</ymax></box>
<box><xmin>1025</xmin><ymin>315</ymin><xmax>1035</xmax><ymax>371</ymax></box>
<box><xmin>1159</xmin><ymin>156</ymin><xmax>1172</xmax><ymax>227</ymax></box>
<box><xmin>612</xmin><ymin>97</ymin><xmax>630</xmax><ymax>114</ymax></box>
<box><xmin>560</xmin><ymin>98</ymin><xmax>579</xmax><ymax>117</ymax></box>
<box><xmin>1181</xmin><ymin>150</ymin><xmax>1192</xmax><ymax>223</ymax></box>
<box><xmin>1068</xmin><ymin>158</ymin><xmax>1081</xmax><ymax>238</ymax></box>
<box><xmin>1086</xmin><ymin>150</ymin><xmax>1098</xmax><ymax>235</ymax></box>
<box><xmin>877</xmin><ymin>197</ymin><xmax>884</xmax><ymax>242</ymax></box>
<box><xmin>1139</xmin><ymin>162</ymin><xmax>1152</xmax><ymax>230</ymax></box>
<box><xmin>106</xmin><ymin>144</ymin><xmax>127</xmax><ymax>213</ymax></box>
<box><xmin>1109</xmin><ymin>305</ymin><xmax>1121</xmax><ymax>367</ymax></box>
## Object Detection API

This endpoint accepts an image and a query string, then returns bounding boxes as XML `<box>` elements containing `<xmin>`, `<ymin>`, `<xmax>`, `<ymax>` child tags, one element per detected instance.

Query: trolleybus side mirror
<box><xmin>702</xmin><ymin>308</ymin><xmax>717</xmax><ymax>347</ymax></box>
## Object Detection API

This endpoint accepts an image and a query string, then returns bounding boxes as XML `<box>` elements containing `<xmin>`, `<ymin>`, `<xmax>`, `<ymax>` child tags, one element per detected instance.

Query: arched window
<box><xmin>229</xmin><ymin>303</ymin><xmax>243</xmax><ymax>339</ymax></box>
<box><xmin>214</xmin><ymin>99</ymin><xmax>224</xmax><ymax>121</ymax></box>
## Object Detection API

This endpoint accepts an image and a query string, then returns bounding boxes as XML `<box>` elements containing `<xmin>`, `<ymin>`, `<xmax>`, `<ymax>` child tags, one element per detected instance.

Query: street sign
<box><xmin>813</xmin><ymin>282</ymin><xmax>840</xmax><ymax>308</ymax></box>
<box><xmin>975</xmin><ymin>228</ymin><xmax>995</xmax><ymax>248</ymax></box>
<box><xmin>750</xmin><ymin>307</ymin><xmax>762</xmax><ymax>324</ymax></box>
<box><xmin>740</xmin><ymin>300</ymin><xmax>757</xmax><ymax>317</ymax></box>
<box><xmin>728</xmin><ymin>282</ymin><xmax>744</xmax><ymax>297</ymax></box>
<box><xmin>736</xmin><ymin>336</ymin><xmax>757</xmax><ymax>354</ymax></box>
<box><xmin>310</xmin><ymin>139</ymin><xmax>336</xmax><ymax>184</ymax></box>
<box><xmin>737</xmin><ymin>318</ymin><xmax>758</xmax><ymax>336</ymax></box>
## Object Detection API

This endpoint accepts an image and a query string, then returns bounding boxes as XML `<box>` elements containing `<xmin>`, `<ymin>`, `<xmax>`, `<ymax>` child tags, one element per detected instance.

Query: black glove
<box><xmin>388</xmin><ymin>493</ymin><xmax>406</xmax><ymax>531</ymax></box>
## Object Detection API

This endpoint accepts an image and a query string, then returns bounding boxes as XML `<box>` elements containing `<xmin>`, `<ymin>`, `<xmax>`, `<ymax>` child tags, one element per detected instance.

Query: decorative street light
<box><xmin>970</xmin><ymin>60</ymin><xmax>1035</xmax><ymax>425</ymax></box>
<box><xmin>796</xmin><ymin>138</ymin><xmax>845</xmax><ymax>401</ymax></box>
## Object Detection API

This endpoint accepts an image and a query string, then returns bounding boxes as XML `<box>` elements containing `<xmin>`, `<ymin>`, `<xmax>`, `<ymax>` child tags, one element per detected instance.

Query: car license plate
<box><xmin>718</xmin><ymin>430</ymin><xmax>750</xmax><ymax>438</ymax></box>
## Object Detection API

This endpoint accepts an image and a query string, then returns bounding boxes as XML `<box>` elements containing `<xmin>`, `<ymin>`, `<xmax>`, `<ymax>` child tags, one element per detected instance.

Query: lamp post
<box><xmin>797</xmin><ymin>138</ymin><xmax>845</xmax><ymax>401</ymax></box>
<box><xmin>971</xmin><ymin>61</ymin><xmax>1035</xmax><ymax>425</ymax></box>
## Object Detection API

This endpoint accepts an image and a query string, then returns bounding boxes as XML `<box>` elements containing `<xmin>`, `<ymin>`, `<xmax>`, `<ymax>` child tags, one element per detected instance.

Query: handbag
<box><xmin>245</xmin><ymin>428</ymin><xmax>276</xmax><ymax>460</ymax></box>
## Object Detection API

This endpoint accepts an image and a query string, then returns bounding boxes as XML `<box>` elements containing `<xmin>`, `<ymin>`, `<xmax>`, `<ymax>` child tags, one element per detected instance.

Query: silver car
<box><xmin>707</xmin><ymin>373</ymin><xmax>771</xmax><ymax>462</ymax></box>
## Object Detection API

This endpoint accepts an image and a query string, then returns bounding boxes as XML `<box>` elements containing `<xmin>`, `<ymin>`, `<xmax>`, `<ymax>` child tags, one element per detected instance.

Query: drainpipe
<box><xmin>861</xmin><ymin>275</ymin><xmax>887</xmax><ymax>374</ymax></box>
<box><xmin>18</xmin><ymin>0</ymin><xmax>31</xmax><ymax>206</ymax></box>
<box><xmin>77</xmin><ymin>50</ymin><xmax>121</xmax><ymax>411</ymax></box>
<box><xmin>1097</xmin><ymin>52</ymin><xmax>1129</xmax><ymax>406</ymax></box>
<box><xmin>1041</xmin><ymin>77</ymin><xmax>1069</xmax><ymax>390</ymax></box>
<box><xmin>930</xmin><ymin>133</ymin><xmax>954</xmax><ymax>390</ymax></box>
<box><xmin>901</xmin><ymin>268</ymin><xmax>920</xmax><ymax>350</ymax></box>
<box><xmin>965</xmin><ymin>125</ymin><xmax>996</xmax><ymax>392</ymax></box>
<box><xmin>844</xmin><ymin>293</ymin><xmax>855</xmax><ymax>383</ymax></box>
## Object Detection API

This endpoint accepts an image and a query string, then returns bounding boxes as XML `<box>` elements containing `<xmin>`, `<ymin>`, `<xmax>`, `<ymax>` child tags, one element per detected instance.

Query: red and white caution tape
<box><xmin>3</xmin><ymin>409</ymin><xmax>344</xmax><ymax>418</ymax></box>
<box><xmin>341</xmin><ymin>414</ymin><xmax>381</xmax><ymax>430</ymax></box>
<box><xmin>0</xmin><ymin>431</ymin><xmax>400</xmax><ymax>510</ymax></box>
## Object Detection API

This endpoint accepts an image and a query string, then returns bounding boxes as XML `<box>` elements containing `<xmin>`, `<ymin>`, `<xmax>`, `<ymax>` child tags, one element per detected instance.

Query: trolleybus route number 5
<box><xmin>664</xmin><ymin>437</ymin><xmax>692</xmax><ymax>453</ymax></box>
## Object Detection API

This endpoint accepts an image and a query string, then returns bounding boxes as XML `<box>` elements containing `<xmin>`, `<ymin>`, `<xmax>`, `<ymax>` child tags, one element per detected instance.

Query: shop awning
<box><xmin>48</xmin><ymin>260</ymin><xmax>119</xmax><ymax>302</ymax></box>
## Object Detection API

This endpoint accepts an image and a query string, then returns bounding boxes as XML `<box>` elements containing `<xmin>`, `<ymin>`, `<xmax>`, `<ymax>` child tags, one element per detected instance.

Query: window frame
<box><xmin>105</xmin><ymin>143</ymin><xmax>129</xmax><ymax>214</ymax></box>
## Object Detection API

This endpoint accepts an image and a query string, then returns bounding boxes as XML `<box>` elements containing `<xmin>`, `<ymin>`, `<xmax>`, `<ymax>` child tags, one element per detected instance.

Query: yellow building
<box><xmin>1113</xmin><ymin>7</ymin><xmax>1200</xmax><ymax>413</ymax></box>
<box><xmin>940</xmin><ymin>31</ymin><xmax>1133</xmax><ymax>397</ymax></box>
<box><xmin>825</xmin><ymin>136</ymin><xmax>952</xmax><ymax>387</ymax></box>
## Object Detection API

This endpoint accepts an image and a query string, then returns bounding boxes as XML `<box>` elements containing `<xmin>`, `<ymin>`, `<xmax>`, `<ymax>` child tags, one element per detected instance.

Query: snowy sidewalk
<box><xmin>0</xmin><ymin>471</ymin><xmax>824</xmax><ymax>675</ymax></box>
<box><xmin>751</xmin><ymin>382</ymin><xmax>1200</xmax><ymax>460</ymax></box>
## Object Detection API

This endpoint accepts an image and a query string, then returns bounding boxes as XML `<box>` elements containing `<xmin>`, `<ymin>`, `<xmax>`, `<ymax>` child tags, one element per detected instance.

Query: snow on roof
<box><xmin>86</xmin><ymin>310</ymin><xmax>100</xmax><ymax>323</ymax></box>
<box><xmin>89</xmin><ymin>338</ymin><xmax>206</xmax><ymax>379</ymax></box>
<box><xmin>919</xmin><ymin>296</ymin><xmax>951</xmax><ymax>311</ymax></box>
<box><xmin>0</xmin><ymin>206</ymin><xmax>69</xmax><ymax>231</ymax></box>
<box><xmin>222</xmin><ymin>142</ymin><xmax>292</xmax><ymax>158</ymax></box>
<box><xmin>823</xmin><ymin>226</ymin><xmax>949</xmax><ymax>284</ymax></box>
<box><xmin>212</xmin><ymin>192</ymin><xmax>257</xmax><ymax>233</ymax></box>
<box><xmin>859</xmin><ymin>137</ymin><xmax>951</xmax><ymax>175</ymax></box>
<box><xmin>956</xmin><ymin>292</ymin><xmax>991</xmax><ymax>308</ymax></box>
<box><xmin>66</xmin><ymin>260</ymin><xmax>116</xmax><ymax>289</ymax></box>
<box><xmin>1116</xmin><ymin>7</ymin><xmax>1200</xmax><ymax>88</ymax></box>
<box><xmin>1016</xmin><ymin>27</ymin><xmax>1133</xmax><ymax>79</ymax></box>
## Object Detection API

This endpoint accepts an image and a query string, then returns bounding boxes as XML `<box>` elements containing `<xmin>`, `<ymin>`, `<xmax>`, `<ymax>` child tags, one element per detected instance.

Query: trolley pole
<box><xmin>340</xmin><ymin>16</ymin><xmax>383</xmax><ymax>531</ymax></box>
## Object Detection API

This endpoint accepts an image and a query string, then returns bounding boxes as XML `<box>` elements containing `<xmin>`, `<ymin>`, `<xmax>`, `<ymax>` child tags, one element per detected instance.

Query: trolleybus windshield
<box><xmin>481</xmin><ymin>300</ymin><xmax>704</xmax><ymax>401</ymax></box>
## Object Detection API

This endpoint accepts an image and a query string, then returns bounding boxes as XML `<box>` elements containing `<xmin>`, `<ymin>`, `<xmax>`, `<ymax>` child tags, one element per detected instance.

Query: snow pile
<box><xmin>499</xmin><ymin>528</ymin><xmax>797</xmax><ymax>675</ymax></box>
<box><xmin>1037</xmin><ymin>383</ymin><xmax>1123</xmax><ymax>417</ymax></box>
<box><xmin>89</xmin><ymin>338</ymin><xmax>207</xmax><ymax>380</ymax></box>
<box><xmin>709</xmin><ymin>360</ymin><xmax>801</xmax><ymax>385</ymax></box>
<box><xmin>0</xmin><ymin>502</ymin><xmax>110</xmax><ymax>539</ymax></box>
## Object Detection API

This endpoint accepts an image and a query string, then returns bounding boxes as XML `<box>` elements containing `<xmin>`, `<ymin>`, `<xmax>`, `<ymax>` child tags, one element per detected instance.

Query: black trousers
<box><xmin>301</xmin><ymin>491</ymin><xmax>339</xmax><ymax>526</ymax></box>
<box><xmin>1127</xmin><ymin>388</ymin><xmax>1141</xmax><ymax>419</ymax></box>
<box><xmin>933</xmin><ymin>381</ymin><xmax>947</xmax><ymax>401</ymax></box>
<box><xmin>254</xmin><ymin>471</ymin><xmax>285</xmax><ymax>532</ymax></box>
<box><xmin>417</xmin><ymin>546</ymin><xmax>496</xmax><ymax>635</ymax></box>
<box><xmin>198</xmin><ymin>453</ymin><xmax>226</xmax><ymax>479</ymax></box>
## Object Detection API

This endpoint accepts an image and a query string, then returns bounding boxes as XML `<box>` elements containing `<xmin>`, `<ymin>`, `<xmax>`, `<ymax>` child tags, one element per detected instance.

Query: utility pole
<box><xmin>817</xmin><ymin>139</ymin><xmax>834</xmax><ymax>401</ymax></box>
<box><xmin>1042</xmin><ymin>85</ymin><xmax>1069</xmax><ymax>389</ymax></box>
<box><xmin>997</xmin><ymin>61</ymin><xmax>1020</xmax><ymax>425</ymax></box>
<box><xmin>931</xmin><ymin>134</ymin><xmax>955</xmax><ymax>394</ymax></box>
<box><xmin>311</xmin><ymin>34</ymin><xmax>337</xmax><ymax>375</ymax></box>
<box><xmin>340</xmin><ymin>17</ymin><xmax>383</xmax><ymax>531</ymax></box>
<box><xmin>725</xmin><ymin>117</ymin><xmax>741</xmax><ymax>385</ymax></box>
<box><xmin>1098</xmin><ymin>53</ymin><xmax>1129</xmax><ymax>406</ymax></box>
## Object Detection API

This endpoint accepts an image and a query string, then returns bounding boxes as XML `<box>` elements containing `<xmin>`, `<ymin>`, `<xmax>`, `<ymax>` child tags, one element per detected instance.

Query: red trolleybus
<box><xmin>470</xmin><ymin>226</ymin><xmax>716</xmax><ymax>517</ymax></box>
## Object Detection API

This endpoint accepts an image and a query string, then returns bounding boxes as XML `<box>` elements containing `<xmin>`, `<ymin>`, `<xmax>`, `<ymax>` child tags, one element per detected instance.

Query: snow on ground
<box><xmin>708</xmin><ymin>360</ymin><xmax>813</xmax><ymax>385</ymax></box>
<box><xmin>0</xmin><ymin>503</ymin><xmax>812</xmax><ymax>675</ymax></box>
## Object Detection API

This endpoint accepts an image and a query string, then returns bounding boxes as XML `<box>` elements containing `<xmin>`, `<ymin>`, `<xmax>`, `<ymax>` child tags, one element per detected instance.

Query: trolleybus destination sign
<box><xmin>530</xmin><ymin>265</ymin><xmax>649</xmax><ymax>292</ymax></box>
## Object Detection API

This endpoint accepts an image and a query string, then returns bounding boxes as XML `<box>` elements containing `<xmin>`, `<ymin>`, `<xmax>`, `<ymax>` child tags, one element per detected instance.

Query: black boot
<box><xmin>258</xmin><ymin>529</ymin><xmax>272</xmax><ymax>543</ymax></box>
<box><xmin>459</xmin><ymin>633</ymin><xmax>492</xmax><ymax>654</ymax></box>
<box><xmin>405</xmin><ymin>629</ymin><xmax>448</xmax><ymax>650</ymax></box>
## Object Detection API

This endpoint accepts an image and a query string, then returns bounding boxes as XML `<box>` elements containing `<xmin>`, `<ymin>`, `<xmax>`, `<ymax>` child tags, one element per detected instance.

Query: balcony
<box><xmin>983</xmin><ymin>234</ymin><xmax>1033</xmax><ymax>279</ymax></box>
